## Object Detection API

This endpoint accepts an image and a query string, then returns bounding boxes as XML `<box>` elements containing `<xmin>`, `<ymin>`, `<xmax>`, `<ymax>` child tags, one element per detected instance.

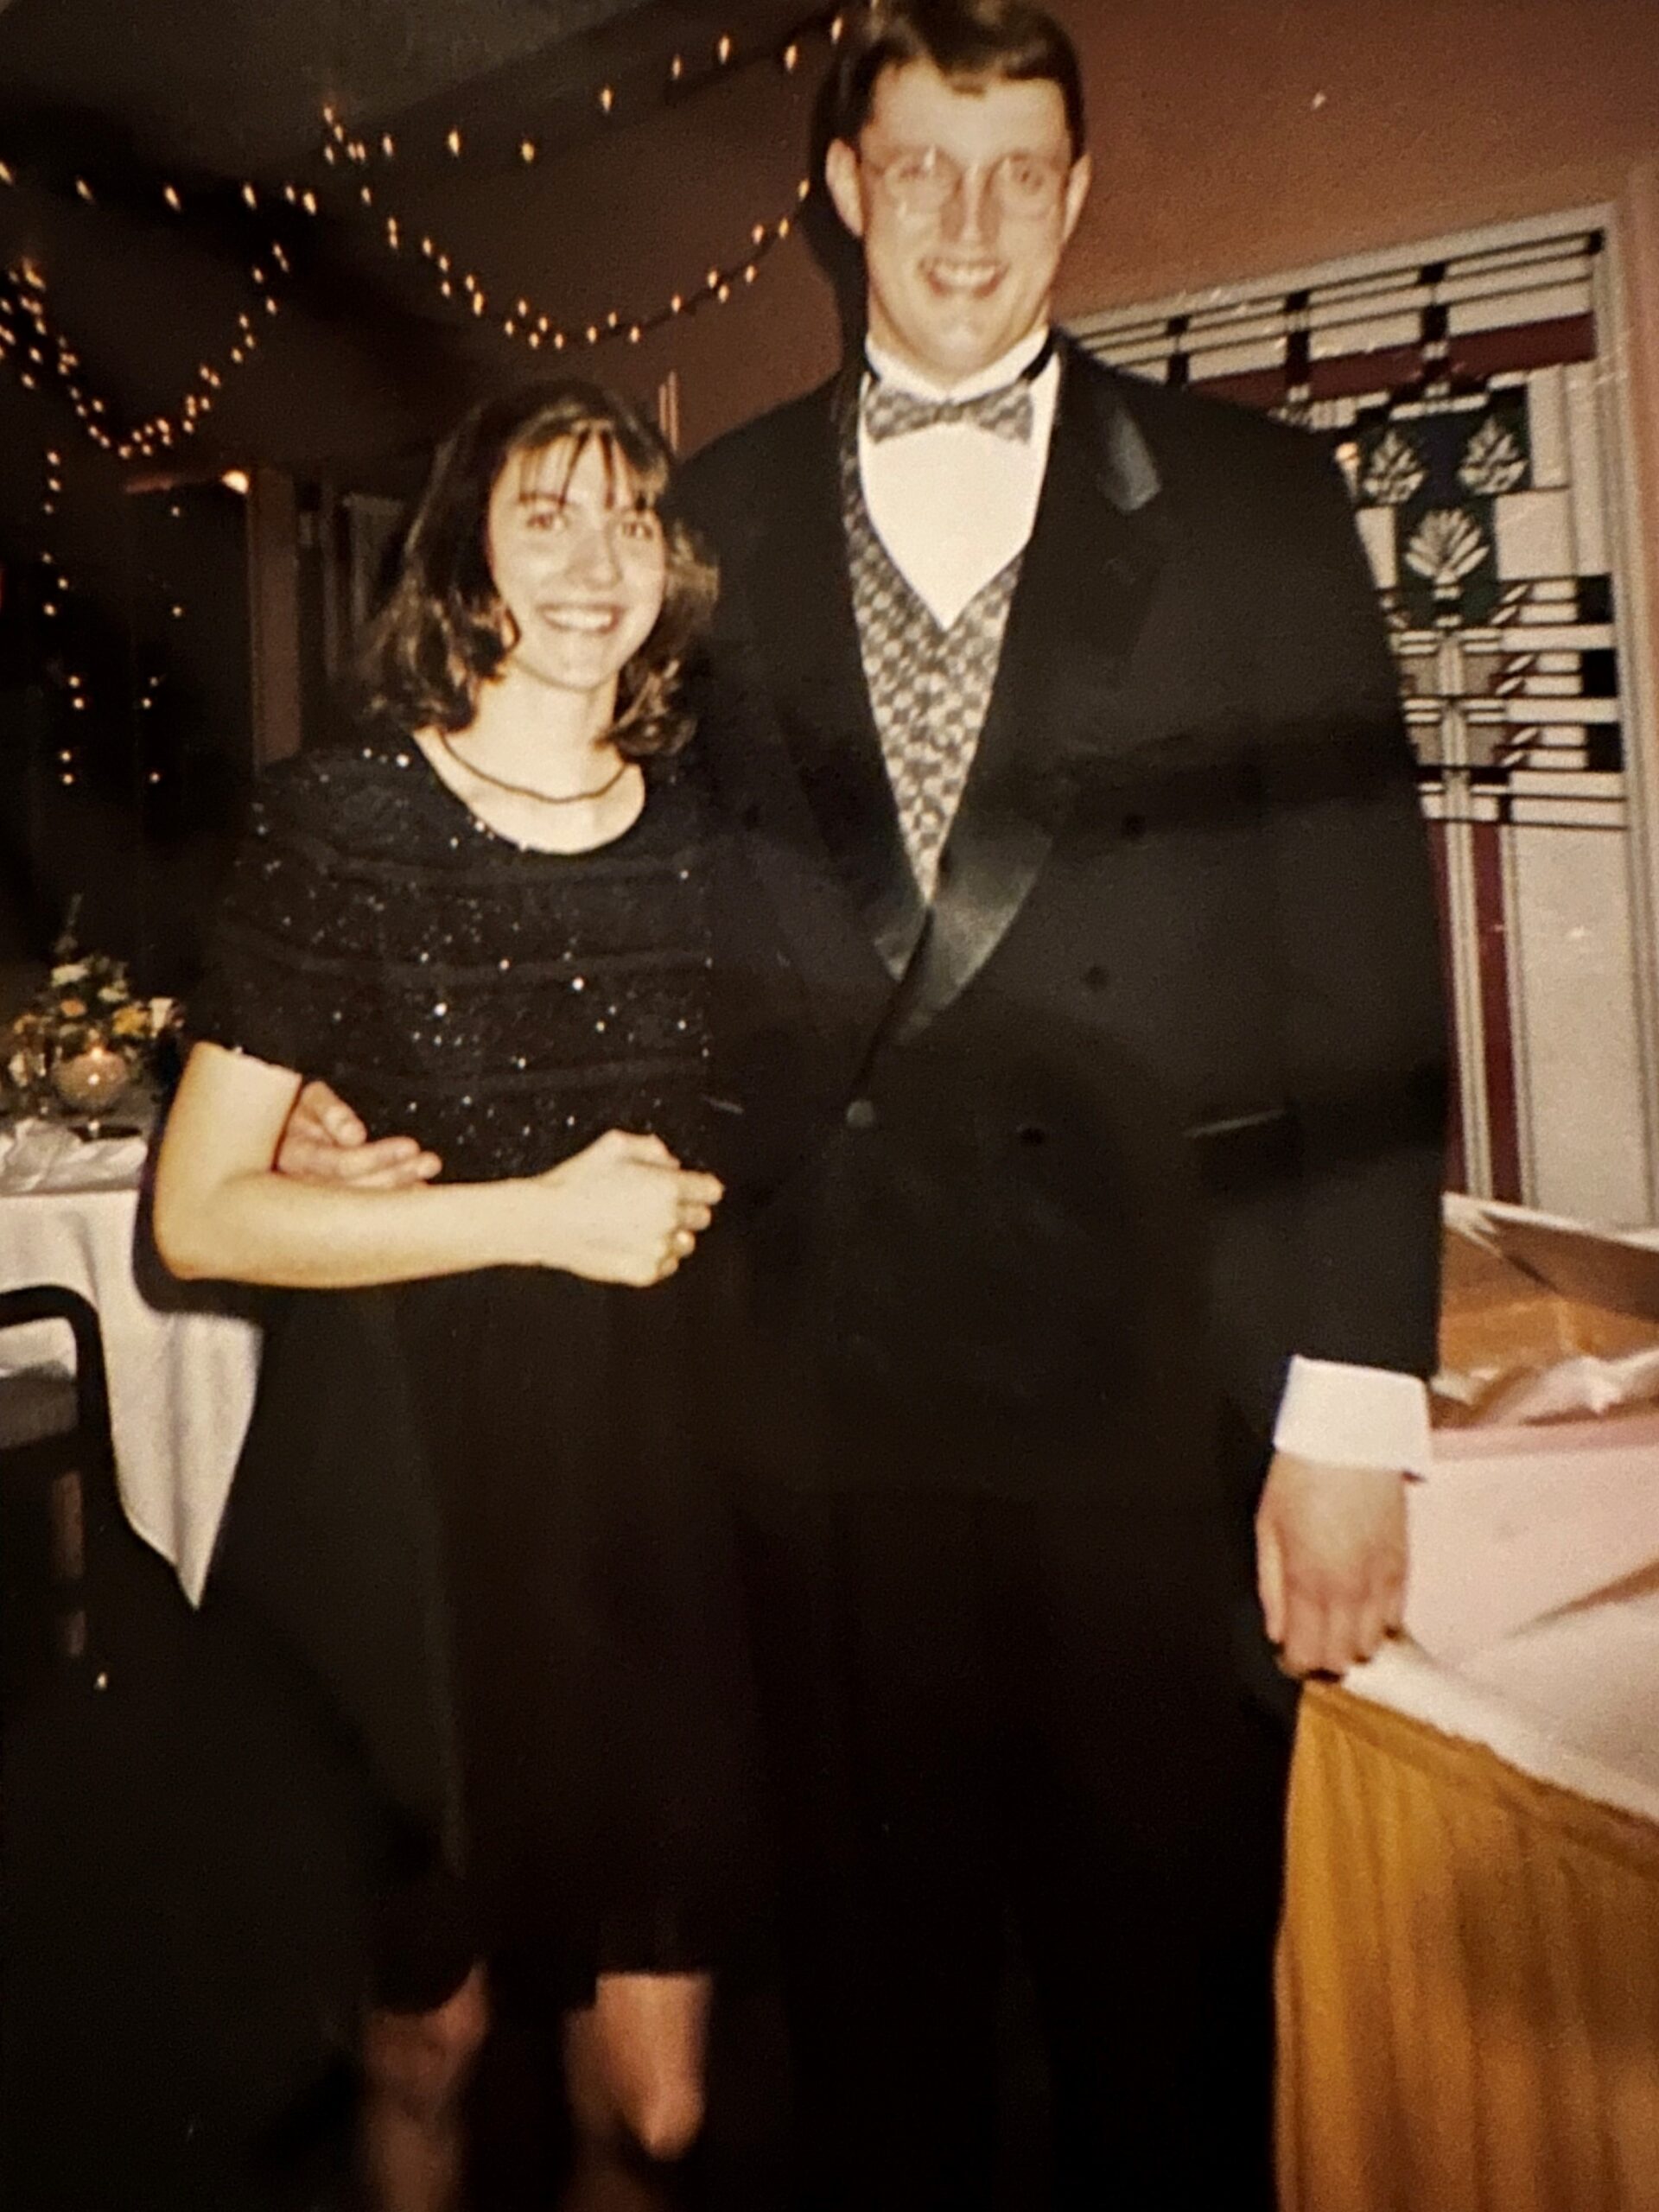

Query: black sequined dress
<box><xmin>192</xmin><ymin>733</ymin><xmax>760</xmax><ymax>2005</ymax></box>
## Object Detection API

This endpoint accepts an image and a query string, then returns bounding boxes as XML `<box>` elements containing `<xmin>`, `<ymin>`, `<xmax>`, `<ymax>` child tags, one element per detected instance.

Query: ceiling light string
<box><xmin>0</xmin><ymin>243</ymin><xmax>291</xmax><ymax>461</ymax></box>
<box><xmin>315</xmin><ymin>102</ymin><xmax>811</xmax><ymax>353</ymax></box>
<box><xmin>26</xmin><ymin>435</ymin><xmax>184</xmax><ymax>795</ymax></box>
<box><xmin>317</xmin><ymin>7</ymin><xmax>847</xmax><ymax>172</ymax></box>
<box><xmin>0</xmin><ymin>154</ymin><xmax>322</xmax><ymax>226</ymax></box>
<box><xmin>0</xmin><ymin>156</ymin><xmax>319</xmax><ymax>459</ymax></box>
<box><xmin>35</xmin><ymin>443</ymin><xmax>87</xmax><ymax>790</ymax></box>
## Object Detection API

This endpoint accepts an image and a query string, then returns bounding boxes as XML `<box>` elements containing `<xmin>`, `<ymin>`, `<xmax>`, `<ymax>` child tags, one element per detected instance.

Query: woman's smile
<box><xmin>537</xmin><ymin>601</ymin><xmax>627</xmax><ymax>634</ymax></box>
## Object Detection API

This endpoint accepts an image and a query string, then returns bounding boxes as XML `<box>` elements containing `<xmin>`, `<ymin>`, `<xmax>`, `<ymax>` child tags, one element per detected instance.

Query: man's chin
<box><xmin>896</xmin><ymin>323</ymin><xmax>1023</xmax><ymax>385</ymax></box>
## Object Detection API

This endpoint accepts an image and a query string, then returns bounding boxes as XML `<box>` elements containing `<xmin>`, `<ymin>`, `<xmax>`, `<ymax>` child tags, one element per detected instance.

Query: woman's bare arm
<box><xmin>154</xmin><ymin>1042</ymin><xmax>720</xmax><ymax>1291</ymax></box>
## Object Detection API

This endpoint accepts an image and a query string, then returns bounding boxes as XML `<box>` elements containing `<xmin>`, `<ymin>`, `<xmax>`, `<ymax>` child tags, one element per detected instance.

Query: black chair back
<box><xmin>0</xmin><ymin>1284</ymin><xmax>115</xmax><ymax>1685</ymax></box>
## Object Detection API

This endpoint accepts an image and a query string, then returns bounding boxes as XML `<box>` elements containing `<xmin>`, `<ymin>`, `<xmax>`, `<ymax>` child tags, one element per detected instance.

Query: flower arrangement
<box><xmin>3</xmin><ymin>910</ymin><xmax>180</xmax><ymax>1118</ymax></box>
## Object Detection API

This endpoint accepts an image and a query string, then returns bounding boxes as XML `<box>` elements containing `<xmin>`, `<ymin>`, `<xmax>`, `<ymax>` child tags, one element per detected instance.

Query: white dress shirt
<box><xmin>861</xmin><ymin>327</ymin><xmax>1060</xmax><ymax>630</ymax></box>
<box><xmin>858</xmin><ymin>325</ymin><xmax>1433</xmax><ymax>1477</ymax></box>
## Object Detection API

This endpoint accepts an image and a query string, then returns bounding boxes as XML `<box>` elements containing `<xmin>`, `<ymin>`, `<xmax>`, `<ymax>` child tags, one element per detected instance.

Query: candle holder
<box><xmin>2</xmin><ymin>911</ymin><xmax>181</xmax><ymax>1134</ymax></box>
<box><xmin>51</xmin><ymin>1044</ymin><xmax>132</xmax><ymax>1122</ymax></box>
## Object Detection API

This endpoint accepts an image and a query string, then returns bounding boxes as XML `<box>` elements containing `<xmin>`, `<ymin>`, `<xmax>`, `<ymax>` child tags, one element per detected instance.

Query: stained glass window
<box><xmin>1077</xmin><ymin>219</ymin><xmax>1656</xmax><ymax>1223</ymax></box>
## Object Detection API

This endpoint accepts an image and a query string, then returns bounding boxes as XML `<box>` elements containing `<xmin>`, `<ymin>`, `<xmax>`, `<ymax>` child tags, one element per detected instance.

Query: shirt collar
<box><xmin>863</xmin><ymin>324</ymin><xmax>1054</xmax><ymax>404</ymax></box>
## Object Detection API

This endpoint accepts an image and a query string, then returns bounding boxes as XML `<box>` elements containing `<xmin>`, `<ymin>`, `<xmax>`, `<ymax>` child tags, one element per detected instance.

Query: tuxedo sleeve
<box><xmin>1257</xmin><ymin>442</ymin><xmax>1447</xmax><ymax>1385</ymax></box>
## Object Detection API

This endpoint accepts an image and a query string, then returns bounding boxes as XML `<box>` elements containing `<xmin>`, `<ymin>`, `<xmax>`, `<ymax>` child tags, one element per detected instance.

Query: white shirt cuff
<box><xmin>1272</xmin><ymin>1356</ymin><xmax>1433</xmax><ymax>1477</ymax></box>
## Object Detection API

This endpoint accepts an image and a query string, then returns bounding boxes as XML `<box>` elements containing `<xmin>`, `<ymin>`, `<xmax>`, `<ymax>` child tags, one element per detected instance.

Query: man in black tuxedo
<box><xmin>283</xmin><ymin>3</ymin><xmax>1444</xmax><ymax>2201</ymax></box>
<box><xmin>665</xmin><ymin>4</ymin><xmax>1444</xmax><ymax>2203</ymax></box>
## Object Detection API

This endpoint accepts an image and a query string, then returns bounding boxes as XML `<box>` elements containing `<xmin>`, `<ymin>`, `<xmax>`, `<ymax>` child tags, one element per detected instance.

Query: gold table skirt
<box><xmin>1277</xmin><ymin>1683</ymin><xmax>1659</xmax><ymax>2212</ymax></box>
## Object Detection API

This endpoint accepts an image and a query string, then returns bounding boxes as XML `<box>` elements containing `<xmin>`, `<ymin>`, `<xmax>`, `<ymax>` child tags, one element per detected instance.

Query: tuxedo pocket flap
<box><xmin>1186</xmin><ymin>1105</ymin><xmax>1292</xmax><ymax>1141</ymax></box>
<box><xmin>1186</xmin><ymin>1106</ymin><xmax>1299</xmax><ymax>1196</ymax></box>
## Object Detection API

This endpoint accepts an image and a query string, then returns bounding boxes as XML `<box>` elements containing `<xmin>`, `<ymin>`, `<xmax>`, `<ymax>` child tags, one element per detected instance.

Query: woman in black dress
<box><xmin>154</xmin><ymin>383</ymin><xmax>756</xmax><ymax>2210</ymax></box>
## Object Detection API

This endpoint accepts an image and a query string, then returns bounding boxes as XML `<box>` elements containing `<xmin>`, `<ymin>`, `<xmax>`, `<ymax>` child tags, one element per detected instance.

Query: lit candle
<box><xmin>52</xmin><ymin>1044</ymin><xmax>130</xmax><ymax>1113</ymax></box>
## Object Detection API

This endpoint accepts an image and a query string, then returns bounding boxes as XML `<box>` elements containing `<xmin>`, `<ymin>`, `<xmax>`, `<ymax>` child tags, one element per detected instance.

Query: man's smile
<box><xmin>919</xmin><ymin>256</ymin><xmax>1006</xmax><ymax>299</ymax></box>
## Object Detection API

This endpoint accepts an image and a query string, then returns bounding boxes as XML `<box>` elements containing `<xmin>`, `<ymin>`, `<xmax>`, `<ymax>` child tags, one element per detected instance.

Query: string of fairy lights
<box><xmin>29</xmin><ymin>435</ymin><xmax>180</xmax><ymax>793</ymax></box>
<box><xmin>313</xmin><ymin>9</ymin><xmax>847</xmax><ymax>355</ymax></box>
<box><xmin>1</xmin><ymin>4</ymin><xmax>857</xmax><ymax>826</ymax></box>
<box><xmin>320</xmin><ymin>96</ymin><xmax>813</xmax><ymax>355</ymax></box>
<box><xmin>320</xmin><ymin>8</ymin><xmax>845</xmax><ymax>169</ymax></box>
<box><xmin>0</xmin><ymin>5</ymin><xmax>851</xmax><ymax>450</ymax></box>
<box><xmin>0</xmin><ymin>226</ymin><xmax>296</xmax><ymax>463</ymax></box>
<box><xmin>0</xmin><ymin>167</ymin><xmax>287</xmax><ymax>790</ymax></box>
<box><xmin>0</xmin><ymin>5</ymin><xmax>849</xmax><ymax>442</ymax></box>
<box><xmin>35</xmin><ymin>443</ymin><xmax>85</xmax><ymax>791</ymax></box>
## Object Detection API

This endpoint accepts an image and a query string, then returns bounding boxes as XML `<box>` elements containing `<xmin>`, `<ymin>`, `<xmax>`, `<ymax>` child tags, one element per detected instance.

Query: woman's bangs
<box><xmin>505</xmin><ymin>413</ymin><xmax>666</xmax><ymax>513</ymax></box>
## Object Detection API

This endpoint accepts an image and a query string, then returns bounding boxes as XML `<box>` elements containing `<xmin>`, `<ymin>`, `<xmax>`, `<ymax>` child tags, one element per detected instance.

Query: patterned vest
<box><xmin>840</xmin><ymin>408</ymin><xmax>1025</xmax><ymax>901</ymax></box>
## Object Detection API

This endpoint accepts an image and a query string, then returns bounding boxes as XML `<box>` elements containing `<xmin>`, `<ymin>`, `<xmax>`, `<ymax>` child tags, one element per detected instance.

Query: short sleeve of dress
<box><xmin>188</xmin><ymin>759</ymin><xmax>353</xmax><ymax>1077</ymax></box>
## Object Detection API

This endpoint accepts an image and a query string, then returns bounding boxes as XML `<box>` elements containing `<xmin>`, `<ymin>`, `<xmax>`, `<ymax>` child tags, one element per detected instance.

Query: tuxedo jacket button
<box><xmin>845</xmin><ymin>1097</ymin><xmax>878</xmax><ymax>1131</ymax></box>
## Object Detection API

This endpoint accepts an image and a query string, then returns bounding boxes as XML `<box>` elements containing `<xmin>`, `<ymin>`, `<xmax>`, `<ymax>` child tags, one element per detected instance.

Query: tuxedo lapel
<box><xmin>894</xmin><ymin>347</ymin><xmax>1168</xmax><ymax>1040</ymax></box>
<box><xmin>731</xmin><ymin>375</ymin><xmax>926</xmax><ymax>982</ymax></box>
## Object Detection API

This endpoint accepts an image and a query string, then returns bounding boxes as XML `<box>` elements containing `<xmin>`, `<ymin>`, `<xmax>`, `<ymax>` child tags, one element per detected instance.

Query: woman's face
<box><xmin>484</xmin><ymin>434</ymin><xmax>668</xmax><ymax>708</ymax></box>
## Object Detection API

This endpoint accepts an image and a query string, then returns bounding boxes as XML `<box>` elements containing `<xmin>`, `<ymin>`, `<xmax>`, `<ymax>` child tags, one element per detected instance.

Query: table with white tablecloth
<box><xmin>0</xmin><ymin>1122</ymin><xmax>261</xmax><ymax>1601</ymax></box>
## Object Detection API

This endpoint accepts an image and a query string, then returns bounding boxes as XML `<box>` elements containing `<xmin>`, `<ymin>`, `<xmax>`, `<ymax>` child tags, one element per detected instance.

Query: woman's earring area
<box><xmin>486</xmin><ymin>593</ymin><xmax>519</xmax><ymax>660</ymax></box>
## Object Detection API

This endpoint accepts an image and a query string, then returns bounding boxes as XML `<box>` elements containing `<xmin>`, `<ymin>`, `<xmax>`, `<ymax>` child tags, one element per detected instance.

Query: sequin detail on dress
<box><xmin>190</xmin><ymin>731</ymin><xmax>715</xmax><ymax>1179</ymax></box>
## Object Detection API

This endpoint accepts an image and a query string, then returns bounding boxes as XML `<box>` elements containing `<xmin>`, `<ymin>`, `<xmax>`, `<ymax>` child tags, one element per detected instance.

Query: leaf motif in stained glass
<box><xmin>1458</xmin><ymin>416</ymin><xmax>1528</xmax><ymax>495</ymax></box>
<box><xmin>1403</xmin><ymin>507</ymin><xmax>1489</xmax><ymax>592</ymax></box>
<box><xmin>1361</xmin><ymin>427</ymin><xmax>1427</xmax><ymax>506</ymax></box>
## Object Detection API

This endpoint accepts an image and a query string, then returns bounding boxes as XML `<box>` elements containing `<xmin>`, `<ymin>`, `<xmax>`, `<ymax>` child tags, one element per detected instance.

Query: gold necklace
<box><xmin>435</xmin><ymin>730</ymin><xmax>634</xmax><ymax>806</ymax></box>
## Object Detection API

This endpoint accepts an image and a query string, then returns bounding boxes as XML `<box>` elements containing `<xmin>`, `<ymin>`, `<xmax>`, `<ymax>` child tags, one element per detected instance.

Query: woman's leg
<box><xmin>561</xmin><ymin>1970</ymin><xmax>711</xmax><ymax>2209</ymax></box>
<box><xmin>359</xmin><ymin>1964</ymin><xmax>489</xmax><ymax>2212</ymax></box>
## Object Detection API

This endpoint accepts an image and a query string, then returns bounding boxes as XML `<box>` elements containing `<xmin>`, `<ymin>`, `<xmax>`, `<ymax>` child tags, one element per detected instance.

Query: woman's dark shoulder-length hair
<box><xmin>359</xmin><ymin>379</ymin><xmax>718</xmax><ymax>760</ymax></box>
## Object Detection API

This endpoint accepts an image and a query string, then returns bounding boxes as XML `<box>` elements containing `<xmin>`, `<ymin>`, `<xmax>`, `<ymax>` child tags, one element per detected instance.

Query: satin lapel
<box><xmin>696</xmin><ymin>380</ymin><xmax>906</xmax><ymax>1058</ymax></box>
<box><xmin>732</xmin><ymin>375</ymin><xmax>926</xmax><ymax>982</ymax></box>
<box><xmin>895</xmin><ymin>350</ymin><xmax>1168</xmax><ymax>1041</ymax></box>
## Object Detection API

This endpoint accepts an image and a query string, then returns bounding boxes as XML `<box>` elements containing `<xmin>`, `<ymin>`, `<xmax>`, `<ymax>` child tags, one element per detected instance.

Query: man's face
<box><xmin>825</xmin><ymin>60</ymin><xmax>1090</xmax><ymax>387</ymax></box>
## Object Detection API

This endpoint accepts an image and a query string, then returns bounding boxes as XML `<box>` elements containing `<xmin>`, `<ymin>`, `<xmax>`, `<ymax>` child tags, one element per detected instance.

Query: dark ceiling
<box><xmin>0</xmin><ymin>0</ymin><xmax>667</xmax><ymax>175</ymax></box>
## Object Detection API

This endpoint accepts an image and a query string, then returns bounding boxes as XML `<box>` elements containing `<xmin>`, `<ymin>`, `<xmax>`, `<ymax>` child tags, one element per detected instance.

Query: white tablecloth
<box><xmin>1338</xmin><ymin>1194</ymin><xmax>1659</xmax><ymax>1825</ymax></box>
<box><xmin>0</xmin><ymin>1128</ymin><xmax>261</xmax><ymax>1602</ymax></box>
<box><xmin>1351</xmin><ymin>1404</ymin><xmax>1659</xmax><ymax>1827</ymax></box>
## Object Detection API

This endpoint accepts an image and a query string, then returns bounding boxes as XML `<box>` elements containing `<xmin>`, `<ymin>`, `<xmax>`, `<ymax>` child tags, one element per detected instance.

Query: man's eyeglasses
<box><xmin>860</xmin><ymin>145</ymin><xmax>1072</xmax><ymax>220</ymax></box>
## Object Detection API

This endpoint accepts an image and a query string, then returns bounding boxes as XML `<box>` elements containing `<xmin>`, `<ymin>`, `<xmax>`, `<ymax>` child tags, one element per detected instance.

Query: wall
<box><xmin>1039</xmin><ymin>0</ymin><xmax>1659</xmax><ymax>772</ymax></box>
<box><xmin>1052</xmin><ymin>0</ymin><xmax>1659</xmax><ymax>318</ymax></box>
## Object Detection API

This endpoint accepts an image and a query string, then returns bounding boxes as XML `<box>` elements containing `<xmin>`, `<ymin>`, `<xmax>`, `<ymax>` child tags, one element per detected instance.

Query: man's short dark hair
<box><xmin>830</xmin><ymin>1</ymin><xmax>1086</xmax><ymax>160</ymax></box>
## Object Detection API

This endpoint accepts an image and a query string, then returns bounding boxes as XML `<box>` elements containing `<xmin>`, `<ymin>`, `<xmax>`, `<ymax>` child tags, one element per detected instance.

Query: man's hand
<box><xmin>275</xmin><ymin>1079</ymin><xmax>441</xmax><ymax>1190</ymax></box>
<box><xmin>1255</xmin><ymin>1452</ymin><xmax>1408</xmax><ymax>1678</ymax></box>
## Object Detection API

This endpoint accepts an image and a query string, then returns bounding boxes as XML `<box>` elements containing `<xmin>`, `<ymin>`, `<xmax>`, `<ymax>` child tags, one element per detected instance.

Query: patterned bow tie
<box><xmin>863</xmin><ymin>377</ymin><xmax>1035</xmax><ymax>444</ymax></box>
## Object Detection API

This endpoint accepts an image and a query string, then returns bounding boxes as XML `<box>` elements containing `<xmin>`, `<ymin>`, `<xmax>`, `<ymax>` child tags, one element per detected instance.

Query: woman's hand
<box><xmin>523</xmin><ymin>1129</ymin><xmax>722</xmax><ymax>1287</ymax></box>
